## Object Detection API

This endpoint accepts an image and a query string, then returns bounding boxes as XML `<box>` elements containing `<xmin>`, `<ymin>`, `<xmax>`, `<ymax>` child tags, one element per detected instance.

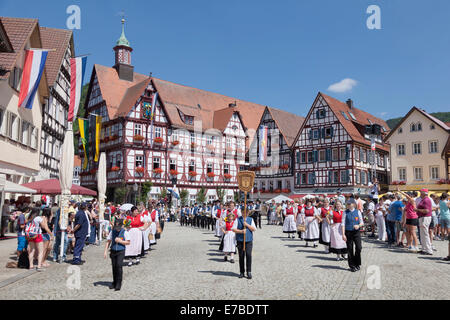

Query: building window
<box><xmin>307</xmin><ymin>151</ymin><xmax>313</xmax><ymax>163</ymax></box>
<box><xmin>207</xmin><ymin>163</ymin><xmax>213</xmax><ymax>174</ymax></box>
<box><xmin>412</xmin><ymin>142</ymin><xmax>421</xmax><ymax>155</ymax></box>
<box><xmin>301</xmin><ymin>152</ymin><xmax>306</xmax><ymax>163</ymax></box>
<box><xmin>398</xmin><ymin>128</ymin><xmax>403</xmax><ymax>134</ymax></box>
<box><xmin>296</xmin><ymin>172</ymin><xmax>301</xmax><ymax>185</ymax></box>
<box><xmin>430</xmin><ymin>124</ymin><xmax>435</xmax><ymax>130</ymax></box>
<box><xmin>307</xmin><ymin>172</ymin><xmax>315</xmax><ymax>185</ymax></box>
<box><xmin>224</xmin><ymin>164</ymin><xmax>229</xmax><ymax>174</ymax></box>
<box><xmin>21</xmin><ymin>121</ymin><xmax>30</xmax><ymax>145</ymax></box>
<box><xmin>355</xmin><ymin>170</ymin><xmax>360</xmax><ymax>184</ymax></box>
<box><xmin>319</xmin><ymin>150</ymin><xmax>326</xmax><ymax>162</ymax></box>
<box><xmin>136</xmin><ymin>155</ymin><xmax>144</xmax><ymax>168</ymax></box>
<box><xmin>317</xmin><ymin>109</ymin><xmax>326</xmax><ymax>119</ymax></box>
<box><xmin>332</xmin><ymin>149</ymin><xmax>338</xmax><ymax>161</ymax></box>
<box><xmin>417</xmin><ymin>123</ymin><xmax>422</xmax><ymax>131</ymax></box>
<box><xmin>430</xmin><ymin>167</ymin><xmax>439</xmax><ymax>180</ymax></box>
<box><xmin>169</xmin><ymin>159</ymin><xmax>176</xmax><ymax>171</ymax></box>
<box><xmin>429</xmin><ymin>141</ymin><xmax>438</xmax><ymax>154</ymax></box>
<box><xmin>152</xmin><ymin>157</ymin><xmax>160</xmax><ymax>169</ymax></box>
<box><xmin>30</xmin><ymin>126</ymin><xmax>38</xmax><ymax>149</ymax></box>
<box><xmin>207</xmin><ymin>136</ymin><xmax>213</xmax><ymax>145</ymax></box>
<box><xmin>340</xmin><ymin>170</ymin><xmax>348</xmax><ymax>184</ymax></box>
<box><xmin>341</xmin><ymin>112</ymin><xmax>349</xmax><ymax>120</ymax></box>
<box><xmin>397</xmin><ymin>144</ymin><xmax>405</xmax><ymax>156</ymax></box>
<box><xmin>413</xmin><ymin>167</ymin><xmax>423</xmax><ymax>181</ymax></box>
<box><xmin>340</xmin><ymin>148</ymin><xmax>346</xmax><ymax>161</ymax></box>
<box><xmin>398</xmin><ymin>168</ymin><xmax>406</xmax><ymax>181</ymax></box>
<box><xmin>301</xmin><ymin>173</ymin><xmax>307</xmax><ymax>184</ymax></box>
<box><xmin>134</xmin><ymin>124</ymin><xmax>142</xmax><ymax>136</ymax></box>
<box><xmin>333</xmin><ymin>171</ymin><xmax>339</xmax><ymax>184</ymax></box>
<box><xmin>361</xmin><ymin>171</ymin><xmax>366</xmax><ymax>185</ymax></box>
<box><xmin>155</xmin><ymin>127</ymin><xmax>161</xmax><ymax>138</ymax></box>
<box><xmin>355</xmin><ymin>148</ymin><xmax>360</xmax><ymax>161</ymax></box>
<box><xmin>411</xmin><ymin>123</ymin><xmax>417</xmax><ymax>132</ymax></box>
<box><xmin>312</xmin><ymin>129</ymin><xmax>319</xmax><ymax>140</ymax></box>
<box><xmin>9</xmin><ymin>67</ymin><xmax>22</xmax><ymax>91</ymax></box>
<box><xmin>189</xmin><ymin>160</ymin><xmax>195</xmax><ymax>172</ymax></box>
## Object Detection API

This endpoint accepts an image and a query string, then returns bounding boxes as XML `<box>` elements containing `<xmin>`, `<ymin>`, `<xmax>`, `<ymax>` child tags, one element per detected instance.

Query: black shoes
<box><xmin>239</xmin><ymin>273</ymin><xmax>244</xmax><ymax>279</ymax></box>
<box><xmin>224</xmin><ymin>256</ymin><xmax>228</xmax><ymax>262</ymax></box>
<box><xmin>230</xmin><ymin>259</ymin><xmax>235</xmax><ymax>264</ymax></box>
<box><xmin>355</xmin><ymin>266</ymin><xmax>360</xmax><ymax>271</ymax></box>
<box><xmin>247</xmin><ymin>273</ymin><xmax>252</xmax><ymax>279</ymax></box>
<box><xmin>350</xmin><ymin>267</ymin><xmax>357</xmax><ymax>272</ymax></box>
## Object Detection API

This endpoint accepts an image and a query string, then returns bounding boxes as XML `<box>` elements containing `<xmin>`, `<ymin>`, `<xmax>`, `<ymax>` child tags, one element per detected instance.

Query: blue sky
<box><xmin>1</xmin><ymin>0</ymin><xmax>449</xmax><ymax>120</ymax></box>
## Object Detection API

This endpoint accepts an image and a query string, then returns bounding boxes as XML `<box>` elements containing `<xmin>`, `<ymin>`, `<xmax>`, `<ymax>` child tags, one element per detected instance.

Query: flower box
<box><xmin>154</xmin><ymin>137</ymin><xmax>164</xmax><ymax>144</ymax></box>
<box><xmin>169</xmin><ymin>169</ymin><xmax>178</xmax><ymax>176</ymax></box>
<box><xmin>224</xmin><ymin>173</ymin><xmax>232</xmax><ymax>180</ymax></box>
<box><xmin>188</xmin><ymin>171</ymin><xmax>197</xmax><ymax>177</ymax></box>
<box><xmin>171</xmin><ymin>140</ymin><xmax>180</xmax><ymax>146</ymax></box>
<box><xmin>153</xmin><ymin>168</ymin><xmax>163</xmax><ymax>174</ymax></box>
<box><xmin>133</xmin><ymin>135</ymin><xmax>145</xmax><ymax>141</ymax></box>
<box><xmin>207</xmin><ymin>172</ymin><xmax>215</xmax><ymax>178</ymax></box>
<box><xmin>274</xmin><ymin>189</ymin><xmax>282</xmax><ymax>194</ymax></box>
<box><xmin>437</xmin><ymin>179</ymin><xmax>450</xmax><ymax>185</ymax></box>
<box><xmin>282</xmin><ymin>189</ymin><xmax>291</xmax><ymax>193</ymax></box>
<box><xmin>111</xmin><ymin>166</ymin><xmax>120</xmax><ymax>172</ymax></box>
<box><xmin>280</xmin><ymin>164</ymin><xmax>289</xmax><ymax>170</ymax></box>
<box><xmin>136</xmin><ymin>167</ymin><xmax>145</xmax><ymax>174</ymax></box>
<box><xmin>90</xmin><ymin>169</ymin><xmax>97</xmax><ymax>175</ymax></box>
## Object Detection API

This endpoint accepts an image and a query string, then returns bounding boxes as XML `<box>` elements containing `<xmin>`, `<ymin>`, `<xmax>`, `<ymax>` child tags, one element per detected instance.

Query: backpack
<box><xmin>25</xmin><ymin>220</ymin><xmax>39</xmax><ymax>240</ymax></box>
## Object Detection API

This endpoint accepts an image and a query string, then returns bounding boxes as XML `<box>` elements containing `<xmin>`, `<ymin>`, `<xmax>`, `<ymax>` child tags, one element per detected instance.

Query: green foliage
<box><xmin>216</xmin><ymin>187</ymin><xmax>225</xmax><ymax>203</ymax></box>
<box><xmin>179</xmin><ymin>189</ymin><xmax>189</xmax><ymax>206</ymax></box>
<box><xmin>114</xmin><ymin>185</ymin><xmax>127</xmax><ymax>204</ymax></box>
<box><xmin>196</xmin><ymin>187</ymin><xmax>207</xmax><ymax>204</ymax></box>
<box><xmin>160</xmin><ymin>187</ymin><xmax>168</xmax><ymax>200</ymax></box>
<box><xmin>138</xmin><ymin>181</ymin><xmax>153</xmax><ymax>204</ymax></box>
<box><xmin>386</xmin><ymin>111</ymin><xmax>450</xmax><ymax>129</ymax></box>
<box><xmin>234</xmin><ymin>191</ymin><xmax>240</xmax><ymax>203</ymax></box>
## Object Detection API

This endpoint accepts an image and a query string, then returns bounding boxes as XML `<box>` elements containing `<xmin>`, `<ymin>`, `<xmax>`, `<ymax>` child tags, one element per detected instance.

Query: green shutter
<box><xmin>296</xmin><ymin>151</ymin><xmax>300</xmax><ymax>164</ymax></box>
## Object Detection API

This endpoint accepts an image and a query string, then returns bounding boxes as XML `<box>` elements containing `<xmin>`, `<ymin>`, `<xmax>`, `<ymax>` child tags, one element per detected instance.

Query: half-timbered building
<box><xmin>38</xmin><ymin>27</ymin><xmax>74</xmax><ymax>179</ymax></box>
<box><xmin>79</xmin><ymin>20</ymin><xmax>281</xmax><ymax>203</ymax></box>
<box><xmin>292</xmin><ymin>92</ymin><xmax>391</xmax><ymax>196</ymax></box>
<box><xmin>249</xmin><ymin>107</ymin><xmax>304</xmax><ymax>200</ymax></box>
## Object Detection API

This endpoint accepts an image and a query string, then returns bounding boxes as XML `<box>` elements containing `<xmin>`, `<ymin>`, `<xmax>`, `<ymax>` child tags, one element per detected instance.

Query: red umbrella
<box><xmin>21</xmin><ymin>179</ymin><xmax>97</xmax><ymax>196</ymax></box>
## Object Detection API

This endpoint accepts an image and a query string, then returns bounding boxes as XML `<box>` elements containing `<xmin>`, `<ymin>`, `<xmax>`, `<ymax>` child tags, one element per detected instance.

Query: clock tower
<box><xmin>113</xmin><ymin>18</ymin><xmax>134</xmax><ymax>81</ymax></box>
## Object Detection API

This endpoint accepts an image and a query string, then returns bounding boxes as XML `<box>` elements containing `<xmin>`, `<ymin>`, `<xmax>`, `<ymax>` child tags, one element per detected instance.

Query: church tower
<box><xmin>113</xmin><ymin>18</ymin><xmax>134</xmax><ymax>81</ymax></box>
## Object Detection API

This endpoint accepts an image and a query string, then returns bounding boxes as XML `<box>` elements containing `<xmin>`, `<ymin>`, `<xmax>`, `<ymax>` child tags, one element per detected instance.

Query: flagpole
<box><xmin>28</xmin><ymin>48</ymin><xmax>57</xmax><ymax>52</ymax></box>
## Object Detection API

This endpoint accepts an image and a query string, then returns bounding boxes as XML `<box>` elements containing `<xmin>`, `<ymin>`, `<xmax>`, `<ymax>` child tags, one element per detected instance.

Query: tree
<box><xmin>114</xmin><ymin>184</ymin><xmax>127</xmax><ymax>204</ymax></box>
<box><xmin>179</xmin><ymin>189</ymin><xmax>189</xmax><ymax>207</ymax></box>
<box><xmin>234</xmin><ymin>191</ymin><xmax>240</xmax><ymax>203</ymax></box>
<box><xmin>216</xmin><ymin>187</ymin><xmax>225</xmax><ymax>203</ymax></box>
<box><xmin>196</xmin><ymin>187</ymin><xmax>207</xmax><ymax>204</ymax></box>
<box><xmin>160</xmin><ymin>187</ymin><xmax>167</xmax><ymax>200</ymax></box>
<box><xmin>139</xmin><ymin>181</ymin><xmax>153</xmax><ymax>204</ymax></box>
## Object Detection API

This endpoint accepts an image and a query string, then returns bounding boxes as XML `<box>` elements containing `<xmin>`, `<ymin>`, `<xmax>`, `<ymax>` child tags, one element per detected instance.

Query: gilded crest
<box><xmin>237</xmin><ymin>171</ymin><xmax>255</xmax><ymax>193</ymax></box>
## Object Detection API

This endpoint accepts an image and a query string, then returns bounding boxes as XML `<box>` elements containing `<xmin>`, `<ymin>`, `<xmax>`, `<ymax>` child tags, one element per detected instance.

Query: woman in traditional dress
<box><xmin>375</xmin><ymin>197</ymin><xmax>387</xmax><ymax>242</ymax></box>
<box><xmin>149</xmin><ymin>205</ymin><xmax>158</xmax><ymax>248</ymax></box>
<box><xmin>301</xmin><ymin>199</ymin><xmax>320</xmax><ymax>247</ymax></box>
<box><xmin>319</xmin><ymin>198</ymin><xmax>332</xmax><ymax>253</ymax></box>
<box><xmin>283</xmin><ymin>201</ymin><xmax>297</xmax><ymax>238</ymax></box>
<box><xmin>296</xmin><ymin>199</ymin><xmax>305</xmax><ymax>239</ymax></box>
<box><xmin>139</xmin><ymin>203</ymin><xmax>151</xmax><ymax>255</ymax></box>
<box><xmin>214</xmin><ymin>203</ymin><xmax>224</xmax><ymax>238</ymax></box>
<box><xmin>125</xmin><ymin>206</ymin><xmax>144</xmax><ymax>266</ymax></box>
<box><xmin>328</xmin><ymin>200</ymin><xmax>348</xmax><ymax>261</ymax></box>
<box><xmin>221</xmin><ymin>212</ymin><xmax>236</xmax><ymax>263</ymax></box>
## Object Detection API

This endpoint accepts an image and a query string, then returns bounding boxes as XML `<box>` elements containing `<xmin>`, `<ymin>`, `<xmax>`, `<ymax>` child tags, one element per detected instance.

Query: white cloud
<box><xmin>327</xmin><ymin>78</ymin><xmax>358</xmax><ymax>93</ymax></box>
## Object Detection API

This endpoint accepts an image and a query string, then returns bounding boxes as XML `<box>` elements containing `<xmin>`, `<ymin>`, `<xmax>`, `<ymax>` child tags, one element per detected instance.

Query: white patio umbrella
<box><xmin>97</xmin><ymin>152</ymin><xmax>107</xmax><ymax>243</ymax></box>
<box><xmin>265</xmin><ymin>194</ymin><xmax>292</xmax><ymax>204</ymax></box>
<box><xmin>58</xmin><ymin>124</ymin><xmax>74</xmax><ymax>262</ymax></box>
<box><xmin>119</xmin><ymin>203</ymin><xmax>134</xmax><ymax>211</ymax></box>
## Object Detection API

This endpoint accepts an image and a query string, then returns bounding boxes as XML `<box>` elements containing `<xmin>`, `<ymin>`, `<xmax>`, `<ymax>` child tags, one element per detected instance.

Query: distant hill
<box><xmin>386</xmin><ymin>112</ymin><xmax>450</xmax><ymax>129</ymax></box>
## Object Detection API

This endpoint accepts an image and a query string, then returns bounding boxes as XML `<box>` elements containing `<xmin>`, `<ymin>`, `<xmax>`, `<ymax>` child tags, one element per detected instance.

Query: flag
<box><xmin>259</xmin><ymin>126</ymin><xmax>268</xmax><ymax>162</ymax></box>
<box><xmin>18</xmin><ymin>50</ymin><xmax>49</xmax><ymax>109</ymax></box>
<box><xmin>149</xmin><ymin>92</ymin><xmax>158</xmax><ymax>147</ymax></box>
<box><xmin>68</xmin><ymin>56</ymin><xmax>87</xmax><ymax>122</ymax></box>
<box><xmin>94</xmin><ymin>115</ymin><xmax>102</xmax><ymax>162</ymax></box>
<box><xmin>78</xmin><ymin>118</ymin><xmax>90</xmax><ymax>169</ymax></box>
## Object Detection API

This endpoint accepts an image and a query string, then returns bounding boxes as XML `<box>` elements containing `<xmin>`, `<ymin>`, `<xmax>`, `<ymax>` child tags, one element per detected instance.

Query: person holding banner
<box><xmin>232</xmin><ymin>204</ymin><xmax>257</xmax><ymax>279</ymax></box>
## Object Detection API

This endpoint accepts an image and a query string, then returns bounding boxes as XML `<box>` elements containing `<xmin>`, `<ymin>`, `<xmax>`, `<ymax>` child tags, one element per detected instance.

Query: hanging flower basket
<box><xmin>153</xmin><ymin>168</ymin><xmax>163</xmax><ymax>174</ymax></box>
<box><xmin>136</xmin><ymin>167</ymin><xmax>145</xmax><ymax>174</ymax></box>
<box><xmin>169</xmin><ymin>169</ymin><xmax>178</xmax><ymax>176</ymax></box>
<box><xmin>188</xmin><ymin>171</ymin><xmax>197</xmax><ymax>177</ymax></box>
<box><xmin>224</xmin><ymin>173</ymin><xmax>232</xmax><ymax>180</ymax></box>
<box><xmin>134</xmin><ymin>134</ymin><xmax>145</xmax><ymax>141</ymax></box>
<box><xmin>171</xmin><ymin>140</ymin><xmax>180</xmax><ymax>146</ymax></box>
<box><xmin>154</xmin><ymin>137</ymin><xmax>164</xmax><ymax>144</ymax></box>
<box><xmin>207</xmin><ymin>172</ymin><xmax>215</xmax><ymax>178</ymax></box>
<box><xmin>111</xmin><ymin>166</ymin><xmax>120</xmax><ymax>172</ymax></box>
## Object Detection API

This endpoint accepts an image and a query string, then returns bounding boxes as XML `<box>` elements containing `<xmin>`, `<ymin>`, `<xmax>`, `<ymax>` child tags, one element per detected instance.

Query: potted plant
<box><xmin>153</xmin><ymin>168</ymin><xmax>163</xmax><ymax>175</ymax></box>
<box><xmin>207</xmin><ymin>172</ymin><xmax>215</xmax><ymax>178</ymax></box>
<box><xmin>224</xmin><ymin>173</ymin><xmax>232</xmax><ymax>180</ymax></box>
<box><xmin>111</xmin><ymin>166</ymin><xmax>120</xmax><ymax>172</ymax></box>
<box><xmin>134</xmin><ymin>134</ymin><xmax>145</xmax><ymax>141</ymax></box>
<box><xmin>169</xmin><ymin>169</ymin><xmax>178</xmax><ymax>176</ymax></box>
<box><xmin>136</xmin><ymin>167</ymin><xmax>145</xmax><ymax>174</ymax></box>
<box><xmin>280</xmin><ymin>164</ymin><xmax>289</xmax><ymax>170</ymax></box>
<box><xmin>154</xmin><ymin>137</ymin><xmax>164</xmax><ymax>144</ymax></box>
<box><xmin>282</xmin><ymin>188</ymin><xmax>291</xmax><ymax>193</ymax></box>
<box><xmin>274</xmin><ymin>189</ymin><xmax>282</xmax><ymax>194</ymax></box>
<box><xmin>171</xmin><ymin>140</ymin><xmax>180</xmax><ymax>146</ymax></box>
<box><xmin>188</xmin><ymin>171</ymin><xmax>197</xmax><ymax>177</ymax></box>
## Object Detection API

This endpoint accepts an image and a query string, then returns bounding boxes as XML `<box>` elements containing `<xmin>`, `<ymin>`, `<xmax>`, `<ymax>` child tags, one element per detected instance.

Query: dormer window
<box><xmin>341</xmin><ymin>112</ymin><xmax>349</xmax><ymax>120</ymax></box>
<box><xmin>184</xmin><ymin>116</ymin><xmax>194</xmax><ymax>125</ymax></box>
<box><xmin>349</xmin><ymin>112</ymin><xmax>357</xmax><ymax>121</ymax></box>
<box><xmin>317</xmin><ymin>109</ymin><xmax>326</xmax><ymax>119</ymax></box>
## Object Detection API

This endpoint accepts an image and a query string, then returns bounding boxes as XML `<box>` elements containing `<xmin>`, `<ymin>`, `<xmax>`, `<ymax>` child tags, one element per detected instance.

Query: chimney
<box><xmin>229</xmin><ymin>101</ymin><xmax>237</xmax><ymax>108</ymax></box>
<box><xmin>346</xmin><ymin>99</ymin><xmax>354</xmax><ymax>109</ymax></box>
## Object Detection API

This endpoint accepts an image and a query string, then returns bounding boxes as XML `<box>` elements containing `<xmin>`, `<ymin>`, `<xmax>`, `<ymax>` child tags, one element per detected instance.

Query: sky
<box><xmin>1</xmin><ymin>0</ymin><xmax>449</xmax><ymax>120</ymax></box>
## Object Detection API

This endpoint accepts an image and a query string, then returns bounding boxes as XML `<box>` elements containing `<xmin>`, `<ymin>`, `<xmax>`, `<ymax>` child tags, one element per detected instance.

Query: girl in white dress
<box><xmin>149</xmin><ymin>207</ymin><xmax>158</xmax><ymax>247</ymax></box>
<box><xmin>375</xmin><ymin>198</ymin><xmax>387</xmax><ymax>242</ymax></box>
<box><xmin>301</xmin><ymin>199</ymin><xmax>320</xmax><ymax>247</ymax></box>
<box><xmin>214</xmin><ymin>203</ymin><xmax>225</xmax><ymax>238</ymax></box>
<box><xmin>221</xmin><ymin>212</ymin><xmax>236</xmax><ymax>263</ymax></box>
<box><xmin>328</xmin><ymin>200</ymin><xmax>348</xmax><ymax>261</ymax></box>
<box><xmin>282</xmin><ymin>202</ymin><xmax>297</xmax><ymax>238</ymax></box>
<box><xmin>319</xmin><ymin>198</ymin><xmax>332</xmax><ymax>253</ymax></box>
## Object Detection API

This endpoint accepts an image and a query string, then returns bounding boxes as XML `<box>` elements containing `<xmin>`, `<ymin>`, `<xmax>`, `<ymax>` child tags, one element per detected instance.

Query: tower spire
<box><xmin>113</xmin><ymin>15</ymin><xmax>134</xmax><ymax>81</ymax></box>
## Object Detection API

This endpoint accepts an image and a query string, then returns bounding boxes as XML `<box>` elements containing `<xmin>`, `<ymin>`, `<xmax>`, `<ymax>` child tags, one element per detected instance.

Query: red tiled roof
<box><xmin>320</xmin><ymin>92</ymin><xmax>390</xmax><ymax>151</ymax></box>
<box><xmin>0</xmin><ymin>17</ymin><xmax>38</xmax><ymax>80</ymax></box>
<box><xmin>0</xmin><ymin>20</ymin><xmax>13</xmax><ymax>53</ymax></box>
<box><xmin>39</xmin><ymin>27</ymin><xmax>73</xmax><ymax>87</ymax></box>
<box><xmin>115</xmin><ymin>78</ymin><xmax>152</xmax><ymax>118</ymax></box>
<box><xmin>267</xmin><ymin>107</ymin><xmax>305</xmax><ymax>147</ymax></box>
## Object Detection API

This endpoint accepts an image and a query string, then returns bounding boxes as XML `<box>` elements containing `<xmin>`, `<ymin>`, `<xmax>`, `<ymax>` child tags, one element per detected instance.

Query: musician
<box><xmin>180</xmin><ymin>206</ymin><xmax>186</xmax><ymax>227</ymax></box>
<box><xmin>253</xmin><ymin>200</ymin><xmax>262</xmax><ymax>229</ymax></box>
<box><xmin>192</xmin><ymin>203</ymin><xmax>199</xmax><ymax>228</ymax></box>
